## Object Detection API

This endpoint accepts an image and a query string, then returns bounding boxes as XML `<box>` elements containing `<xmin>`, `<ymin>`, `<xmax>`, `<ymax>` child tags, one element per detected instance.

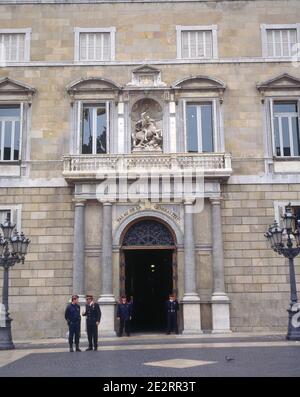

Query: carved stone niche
<box><xmin>131</xmin><ymin>98</ymin><xmax>163</xmax><ymax>152</ymax></box>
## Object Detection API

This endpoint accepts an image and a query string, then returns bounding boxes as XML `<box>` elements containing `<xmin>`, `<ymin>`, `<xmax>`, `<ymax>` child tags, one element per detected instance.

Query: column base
<box><xmin>182</xmin><ymin>294</ymin><xmax>202</xmax><ymax>334</ymax></box>
<box><xmin>211</xmin><ymin>293</ymin><xmax>231</xmax><ymax>333</ymax></box>
<box><xmin>98</xmin><ymin>295</ymin><xmax>117</xmax><ymax>336</ymax></box>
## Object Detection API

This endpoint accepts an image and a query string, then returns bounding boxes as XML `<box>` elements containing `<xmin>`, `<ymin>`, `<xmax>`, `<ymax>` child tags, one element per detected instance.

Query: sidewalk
<box><xmin>13</xmin><ymin>331</ymin><xmax>287</xmax><ymax>350</ymax></box>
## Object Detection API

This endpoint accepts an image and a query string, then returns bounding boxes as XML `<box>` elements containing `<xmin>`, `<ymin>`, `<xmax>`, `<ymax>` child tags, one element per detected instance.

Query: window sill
<box><xmin>0</xmin><ymin>162</ymin><xmax>21</xmax><ymax>176</ymax></box>
<box><xmin>273</xmin><ymin>159</ymin><xmax>300</xmax><ymax>173</ymax></box>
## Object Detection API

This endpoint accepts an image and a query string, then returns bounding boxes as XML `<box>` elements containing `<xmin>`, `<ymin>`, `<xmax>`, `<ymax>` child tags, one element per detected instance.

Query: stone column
<box><xmin>182</xmin><ymin>200</ymin><xmax>202</xmax><ymax>334</ymax></box>
<box><xmin>98</xmin><ymin>201</ymin><xmax>116</xmax><ymax>336</ymax></box>
<box><xmin>72</xmin><ymin>200</ymin><xmax>87</xmax><ymax>339</ymax></box>
<box><xmin>210</xmin><ymin>198</ymin><xmax>231</xmax><ymax>333</ymax></box>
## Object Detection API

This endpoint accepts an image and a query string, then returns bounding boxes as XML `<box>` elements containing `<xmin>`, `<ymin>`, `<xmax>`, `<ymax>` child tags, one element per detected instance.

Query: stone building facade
<box><xmin>0</xmin><ymin>0</ymin><xmax>300</xmax><ymax>339</ymax></box>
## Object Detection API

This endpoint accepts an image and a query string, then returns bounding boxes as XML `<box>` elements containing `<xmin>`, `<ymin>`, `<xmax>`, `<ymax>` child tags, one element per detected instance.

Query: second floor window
<box><xmin>0</xmin><ymin>30</ymin><xmax>30</xmax><ymax>62</ymax></box>
<box><xmin>81</xmin><ymin>103</ymin><xmax>108</xmax><ymax>154</ymax></box>
<box><xmin>273</xmin><ymin>101</ymin><xmax>300</xmax><ymax>157</ymax></box>
<box><xmin>176</xmin><ymin>26</ymin><xmax>218</xmax><ymax>60</ymax></box>
<box><xmin>267</xmin><ymin>28</ymin><xmax>297</xmax><ymax>57</ymax></box>
<box><xmin>80</xmin><ymin>32</ymin><xmax>111</xmax><ymax>61</ymax></box>
<box><xmin>74</xmin><ymin>28</ymin><xmax>116</xmax><ymax>61</ymax></box>
<box><xmin>0</xmin><ymin>105</ymin><xmax>21</xmax><ymax>161</ymax></box>
<box><xmin>186</xmin><ymin>102</ymin><xmax>214</xmax><ymax>153</ymax></box>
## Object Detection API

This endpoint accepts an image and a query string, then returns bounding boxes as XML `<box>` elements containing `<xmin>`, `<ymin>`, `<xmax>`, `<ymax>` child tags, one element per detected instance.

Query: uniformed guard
<box><xmin>165</xmin><ymin>294</ymin><xmax>179</xmax><ymax>335</ymax></box>
<box><xmin>82</xmin><ymin>294</ymin><xmax>101</xmax><ymax>351</ymax></box>
<box><xmin>65</xmin><ymin>294</ymin><xmax>81</xmax><ymax>352</ymax></box>
<box><xmin>117</xmin><ymin>296</ymin><xmax>132</xmax><ymax>337</ymax></box>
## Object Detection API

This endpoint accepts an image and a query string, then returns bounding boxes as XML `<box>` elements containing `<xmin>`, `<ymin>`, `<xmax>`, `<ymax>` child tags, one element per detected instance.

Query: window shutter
<box><xmin>181</xmin><ymin>31</ymin><xmax>189</xmax><ymax>58</ymax></box>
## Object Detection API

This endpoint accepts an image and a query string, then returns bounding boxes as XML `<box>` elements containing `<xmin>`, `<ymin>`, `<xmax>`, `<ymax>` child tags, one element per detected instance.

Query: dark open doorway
<box><xmin>124</xmin><ymin>249</ymin><xmax>173</xmax><ymax>332</ymax></box>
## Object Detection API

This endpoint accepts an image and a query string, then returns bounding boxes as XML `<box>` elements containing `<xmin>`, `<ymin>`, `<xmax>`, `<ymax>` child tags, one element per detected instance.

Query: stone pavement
<box><xmin>0</xmin><ymin>332</ymin><xmax>300</xmax><ymax>377</ymax></box>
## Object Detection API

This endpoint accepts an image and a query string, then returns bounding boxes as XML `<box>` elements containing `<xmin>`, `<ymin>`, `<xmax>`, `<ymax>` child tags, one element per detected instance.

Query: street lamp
<box><xmin>0</xmin><ymin>218</ymin><xmax>30</xmax><ymax>350</ymax></box>
<box><xmin>264</xmin><ymin>203</ymin><xmax>300</xmax><ymax>340</ymax></box>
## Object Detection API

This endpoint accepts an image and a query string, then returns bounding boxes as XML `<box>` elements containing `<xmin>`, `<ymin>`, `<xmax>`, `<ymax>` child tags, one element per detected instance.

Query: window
<box><xmin>176</xmin><ymin>26</ymin><xmax>218</xmax><ymax>59</ymax></box>
<box><xmin>81</xmin><ymin>103</ymin><xmax>108</xmax><ymax>154</ymax></box>
<box><xmin>0</xmin><ymin>105</ymin><xmax>21</xmax><ymax>161</ymax></box>
<box><xmin>74</xmin><ymin>28</ymin><xmax>116</xmax><ymax>61</ymax></box>
<box><xmin>186</xmin><ymin>102</ymin><xmax>214</xmax><ymax>152</ymax></box>
<box><xmin>273</xmin><ymin>101</ymin><xmax>300</xmax><ymax>157</ymax></box>
<box><xmin>0</xmin><ymin>29</ymin><xmax>31</xmax><ymax>62</ymax></box>
<box><xmin>261</xmin><ymin>24</ymin><xmax>300</xmax><ymax>58</ymax></box>
<box><xmin>0</xmin><ymin>209</ymin><xmax>11</xmax><ymax>224</ymax></box>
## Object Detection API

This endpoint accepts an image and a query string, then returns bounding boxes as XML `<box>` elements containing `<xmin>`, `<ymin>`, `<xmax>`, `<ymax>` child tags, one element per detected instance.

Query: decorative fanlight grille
<box><xmin>122</xmin><ymin>220</ymin><xmax>174</xmax><ymax>246</ymax></box>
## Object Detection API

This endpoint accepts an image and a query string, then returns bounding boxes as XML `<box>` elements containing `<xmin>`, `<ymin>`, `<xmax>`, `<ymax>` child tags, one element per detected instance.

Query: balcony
<box><xmin>62</xmin><ymin>152</ymin><xmax>232</xmax><ymax>182</ymax></box>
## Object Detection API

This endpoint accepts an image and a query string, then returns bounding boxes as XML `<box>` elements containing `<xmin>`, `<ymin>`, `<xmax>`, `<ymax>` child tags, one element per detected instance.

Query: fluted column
<box><xmin>182</xmin><ymin>200</ymin><xmax>202</xmax><ymax>334</ymax></box>
<box><xmin>72</xmin><ymin>200</ymin><xmax>85</xmax><ymax>296</ymax></box>
<box><xmin>98</xmin><ymin>201</ymin><xmax>116</xmax><ymax>336</ymax></box>
<box><xmin>210</xmin><ymin>197</ymin><xmax>231</xmax><ymax>333</ymax></box>
<box><xmin>72</xmin><ymin>199</ymin><xmax>87</xmax><ymax>339</ymax></box>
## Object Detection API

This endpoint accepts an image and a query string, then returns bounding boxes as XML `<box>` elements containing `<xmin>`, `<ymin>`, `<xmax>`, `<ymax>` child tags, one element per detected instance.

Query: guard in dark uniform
<box><xmin>165</xmin><ymin>294</ymin><xmax>179</xmax><ymax>335</ymax></box>
<box><xmin>82</xmin><ymin>294</ymin><xmax>101</xmax><ymax>351</ymax></box>
<box><xmin>117</xmin><ymin>296</ymin><xmax>132</xmax><ymax>337</ymax></box>
<box><xmin>65</xmin><ymin>294</ymin><xmax>81</xmax><ymax>352</ymax></box>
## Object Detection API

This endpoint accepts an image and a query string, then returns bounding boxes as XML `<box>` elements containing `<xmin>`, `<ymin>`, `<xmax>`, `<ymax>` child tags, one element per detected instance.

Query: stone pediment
<box><xmin>172</xmin><ymin>75</ymin><xmax>226</xmax><ymax>91</ymax></box>
<box><xmin>257</xmin><ymin>73</ymin><xmax>300</xmax><ymax>92</ymax></box>
<box><xmin>66</xmin><ymin>77</ymin><xmax>121</xmax><ymax>95</ymax></box>
<box><xmin>126</xmin><ymin>65</ymin><xmax>166</xmax><ymax>88</ymax></box>
<box><xmin>0</xmin><ymin>77</ymin><xmax>36</xmax><ymax>95</ymax></box>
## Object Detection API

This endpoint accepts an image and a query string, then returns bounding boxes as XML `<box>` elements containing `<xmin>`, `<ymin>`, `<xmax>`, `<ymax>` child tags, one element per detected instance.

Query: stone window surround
<box><xmin>0</xmin><ymin>204</ymin><xmax>22</xmax><ymax>231</ymax></box>
<box><xmin>180</xmin><ymin>97</ymin><xmax>224</xmax><ymax>154</ymax></box>
<box><xmin>260</xmin><ymin>24</ymin><xmax>300</xmax><ymax>58</ymax></box>
<box><xmin>74</xmin><ymin>99</ymin><xmax>112</xmax><ymax>155</ymax></box>
<box><xmin>0</xmin><ymin>28</ymin><xmax>31</xmax><ymax>62</ymax></box>
<box><xmin>74</xmin><ymin>27</ymin><xmax>116</xmax><ymax>62</ymax></box>
<box><xmin>176</xmin><ymin>25</ymin><xmax>218</xmax><ymax>60</ymax></box>
<box><xmin>265</xmin><ymin>96</ymin><xmax>300</xmax><ymax>160</ymax></box>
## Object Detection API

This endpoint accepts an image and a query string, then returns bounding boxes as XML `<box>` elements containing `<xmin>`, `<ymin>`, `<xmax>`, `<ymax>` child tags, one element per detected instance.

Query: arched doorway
<box><xmin>120</xmin><ymin>218</ymin><xmax>177</xmax><ymax>332</ymax></box>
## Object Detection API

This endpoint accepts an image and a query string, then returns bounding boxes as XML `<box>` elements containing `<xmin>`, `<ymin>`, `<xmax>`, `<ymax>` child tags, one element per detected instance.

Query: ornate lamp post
<box><xmin>0</xmin><ymin>218</ymin><xmax>30</xmax><ymax>350</ymax></box>
<box><xmin>264</xmin><ymin>203</ymin><xmax>300</xmax><ymax>340</ymax></box>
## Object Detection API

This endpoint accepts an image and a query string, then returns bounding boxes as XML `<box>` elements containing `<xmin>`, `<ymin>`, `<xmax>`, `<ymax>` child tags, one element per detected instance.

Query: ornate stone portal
<box><xmin>131</xmin><ymin>98</ymin><xmax>163</xmax><ymax>152</ymax></box>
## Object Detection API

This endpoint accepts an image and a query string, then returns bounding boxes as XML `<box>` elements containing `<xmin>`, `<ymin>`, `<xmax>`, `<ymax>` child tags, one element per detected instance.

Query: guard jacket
<box><xmin>83</xmin><ymin>302</ymin><xmax>101</xmax><ymax>323</ymax></box>
<box><xmin>165</xmin><ymin>300</ymin><xmax>179</xmax><ymax>314</ymax></box>
<box><xmin>65</xmin><ymin>303</ymin><xmax>81</xmax><ymax>324</ymax></box>
<box><xmin>117</xmin><ymin>303</ymin><xmax>132</xmax><ymax>321</ymax></box>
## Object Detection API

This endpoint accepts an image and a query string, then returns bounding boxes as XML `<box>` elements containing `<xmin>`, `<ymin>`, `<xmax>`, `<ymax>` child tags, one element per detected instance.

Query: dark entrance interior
<box><xmin>124</xmin><ymin>249</ymin><xmax>173</xmax><ymax>332</ymax></box>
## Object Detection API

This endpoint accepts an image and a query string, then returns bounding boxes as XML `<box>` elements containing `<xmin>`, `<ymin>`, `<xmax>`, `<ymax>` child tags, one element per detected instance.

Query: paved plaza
<box><xmin>0</xmin><ymin>333</ymin><xmax>299</xmax><ymax>377</ymax></box>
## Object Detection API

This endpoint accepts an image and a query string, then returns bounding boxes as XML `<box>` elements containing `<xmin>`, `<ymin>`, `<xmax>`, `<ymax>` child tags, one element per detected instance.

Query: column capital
<box><xmin>209</xmin><ymin>196</ymin><xmax>223</xmax><ymax>205</ymax></box>
<box><xmin>72</xmin><ymin>198</ymin><xmax>86</xmax><ymax>207</ymax></box>
<box><xmin>99</xmin><ymin>200</ymin><xmax>114</xmax><ymax>206</ymax></box>
<box><xmin>183</xmin><ymin>198</ymin><xmax>196</xmax><ymax>206</ymax></box>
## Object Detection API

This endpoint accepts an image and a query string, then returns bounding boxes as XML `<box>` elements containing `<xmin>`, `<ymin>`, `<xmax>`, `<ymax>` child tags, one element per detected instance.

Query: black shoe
<box><xmin>166</xmin><ymin>332</ymin><xmax>170</xmax><ymax>335</ymax></box>
<box><xmin>76</xmin><ymin>347</ymin><xmax>81</xmax><ymax>352</ymax></box>
<box><xmin>126</xmin><ymin>334</ymin><xmax>130</xmax><ymax>337</ymax></box>
<box><xmin>69</xmin><ymin>347</ymin><xmax>74</xmax><ymax>352</ymax></box>
<box><xmin>94</xmin><ymin>347</ymin><xmax>98</xmax><ymax>351</ymax></box>
<box><xmin>118</xmin><ymin>334</ymin><xmax>123</xmax><ymax>337</ymax></box>
<box><xmin>86</xmin><ymin>347</ymin><xmax>93</xmax><ymax>351</ymax></box>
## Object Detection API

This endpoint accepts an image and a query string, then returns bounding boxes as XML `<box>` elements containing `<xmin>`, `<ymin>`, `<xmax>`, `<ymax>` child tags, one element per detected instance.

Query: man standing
<box><xmin>65</xmin><ymin>294</ymin><xmax>81</xmax><ymax>352</ymax></box>
<box><xmin>165</xmin><ymin>294</ymin><xmax>179</xmax><ymax>335</ymax></box>
<box><xmin>117</xmin><ymin>296</ymin><xmax>132</xmax><ymax>337</ymax></box>
<box><xmin>82</xmin><ymin>294</ymin><xmax>101</xmax><ymax>351</ymax></box>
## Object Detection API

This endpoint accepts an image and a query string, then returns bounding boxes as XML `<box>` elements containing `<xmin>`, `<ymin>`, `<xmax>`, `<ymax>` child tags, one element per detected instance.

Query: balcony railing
<box><xmin>62</xmin><ymin>152</ymin><xmax>232</xmax><ymax>181</ymax></box>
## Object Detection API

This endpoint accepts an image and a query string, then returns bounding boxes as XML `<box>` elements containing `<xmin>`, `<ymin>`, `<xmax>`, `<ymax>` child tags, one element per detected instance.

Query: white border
<box><xmin>0</xmin><ymin>28</ymin><xmax>31</xmax><ymax>62</ymax></box>
<box><xmin>74</xmin><ymin>27</ymin><xmax>116</xmax><ymax>62</ymax></box>
<box><xmin>176</xmin><ymin>25</ymin><xmax>218</xmax><ymax>60</ymax></box>
<box><xmin>260</xmin><ymin>23</ymin><xmax>300</xmax><ymax>58</ymax></box>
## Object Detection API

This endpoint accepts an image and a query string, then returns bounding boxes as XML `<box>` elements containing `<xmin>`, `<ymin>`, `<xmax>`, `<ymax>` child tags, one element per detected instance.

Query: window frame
<box><xmin>269</xmin><ymin>97</ymin><xmax>300</xmax><ymax>159</ymax></box>
<box><xmin>0</xmin><ymin>102</ymin><xmax>23</xmax><ymax>162</ymax></box>
<box><xmin>77</xmin><ymin>100</ymin><xmax>110</xmax><ymax>155</ymax></box>
<box><xmin>0</xmin><ymin>205</ymin><xmax>22</xmax><ymax>231</ymax></box>
<box><xmin>183</xmin><ymin>99</ymin><xmax>218</xmax><ymax>153</ymax></box>
<box><xmin>261</xmin><ymin>24</ymin><xmax>300</xmax><ymax>58</ymax></box>
<box><xmin>0</xmin><ymin>28</ymin><xmax>31</xmax><ymax>62</ymax></box>
<box><xmin>176</xmin><ymin>25</ymin><xmax>218</xmax><ymax>60</ymax></box>
<box><xmin>74</xmin><ymin>27</ymin><xmax>116</xmax><ymax>62</ymax></box>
